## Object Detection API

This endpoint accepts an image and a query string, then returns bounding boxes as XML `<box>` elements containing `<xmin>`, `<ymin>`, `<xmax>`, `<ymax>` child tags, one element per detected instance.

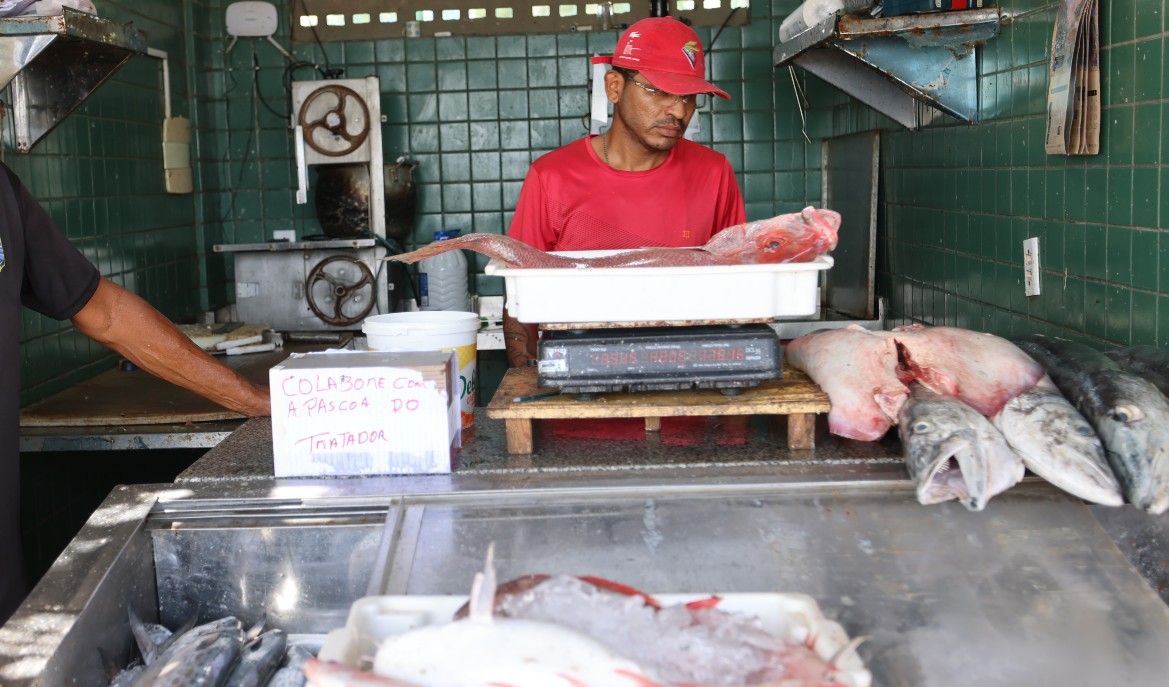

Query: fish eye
<box><xmin>913</xmin><ymin>422</ymin><xmax>930</xmax><ymax>433</ymax></box>
<box><xmin>766</xmin><ymin>240</ymin><xmax>781</xmax><ymax>250</ymax></box>
<box><xmin>1114</xmin><ymin>405</ymin><xmax>1144</xmax><ymax>424</ymax></box>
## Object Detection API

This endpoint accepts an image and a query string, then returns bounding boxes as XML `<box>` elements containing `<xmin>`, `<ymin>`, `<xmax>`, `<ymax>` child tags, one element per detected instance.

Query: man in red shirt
<box><xmin>504</xmin><ymin>17</ymin><xmax>746</xmax><ymax>367</ymax></box>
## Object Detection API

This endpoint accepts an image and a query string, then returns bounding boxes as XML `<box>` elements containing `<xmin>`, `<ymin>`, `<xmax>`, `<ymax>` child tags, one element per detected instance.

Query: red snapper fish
<box><xmin>389</xmin><ymin>207</ymin><xmax>841</xmax><ymax>269</ymax></box>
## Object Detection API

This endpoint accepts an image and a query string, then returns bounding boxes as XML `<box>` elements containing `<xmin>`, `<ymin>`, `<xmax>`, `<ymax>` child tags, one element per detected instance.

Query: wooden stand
<box><xmin>485</xmin><ymin>367</ymin><xmax>830</xmax><ymax>455</ymax></box>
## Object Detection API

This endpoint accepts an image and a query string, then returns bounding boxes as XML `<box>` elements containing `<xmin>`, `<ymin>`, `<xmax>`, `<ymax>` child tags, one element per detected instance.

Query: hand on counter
<box><xmin>71</xmin><ymin>279</ymin><xmax>272</xmax><ymax>417</ymax></box>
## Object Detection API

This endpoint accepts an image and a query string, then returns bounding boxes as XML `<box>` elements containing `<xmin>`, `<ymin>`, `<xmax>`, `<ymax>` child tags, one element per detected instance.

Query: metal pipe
<box><xmin>145</xmin><ymin>47</ymin><xmax>170</xmax><ymax>119</ymax></box>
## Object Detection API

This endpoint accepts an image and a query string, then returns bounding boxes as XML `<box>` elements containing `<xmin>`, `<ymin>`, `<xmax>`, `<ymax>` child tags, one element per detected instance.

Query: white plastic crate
<box><xmin>316</xmin><ymin>591</ymin><xmax>870</xmax><ymax>687</ymax></box>
<box><xmin>485</xmin><ymin>253</ymin><xmax>833</xmax><ymax>324</ymax></box>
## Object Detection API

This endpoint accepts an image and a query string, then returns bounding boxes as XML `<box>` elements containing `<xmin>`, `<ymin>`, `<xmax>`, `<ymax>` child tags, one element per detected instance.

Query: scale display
<box><xmin>537</xmin><ymin>325</ymin><xmax>782</xmax><ymax>396</ymax></box>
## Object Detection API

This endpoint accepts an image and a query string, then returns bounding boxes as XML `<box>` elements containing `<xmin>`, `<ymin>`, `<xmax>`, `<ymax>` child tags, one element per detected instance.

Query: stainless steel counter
<box><xmin>19</xmin><ymin>419</ymin><xmax>241</xmax><ymax>452</ymax></box>
<box><xmin>5</xmin><ymin>462</ymin><xmax>1169</xmax><ymax>687</ymax></box>
<box><xmin>177</xmin><ymin>414</ymin><xmax>905</xmax><ymax>480</ymax></box>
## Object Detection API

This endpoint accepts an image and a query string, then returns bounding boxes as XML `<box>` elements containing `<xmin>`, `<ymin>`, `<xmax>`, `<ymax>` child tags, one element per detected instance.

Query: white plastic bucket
<box><xmin>363</xmin><ymin>312</ymin><xmax>480</xmax><ymax>429</ymax></box>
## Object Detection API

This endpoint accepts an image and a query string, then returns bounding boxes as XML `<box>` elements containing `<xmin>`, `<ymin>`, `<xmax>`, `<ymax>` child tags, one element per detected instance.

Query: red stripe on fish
<box><xmin>683</xmin><ymin>595</ymin><xmax>722</xmax><ymax>610</ymax></box>
<box><xmin>613</xmin><ymin>669</ymin><xmax>667</xmax><ymax>686</ymax></box>
<box><xmin>577</xmin><ymin>575</ymin><xmax>662</xmax><ymax>608</ymax></box>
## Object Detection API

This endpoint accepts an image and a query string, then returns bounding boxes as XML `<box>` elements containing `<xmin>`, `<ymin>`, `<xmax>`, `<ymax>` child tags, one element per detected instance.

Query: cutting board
<box><xmin>177</xmin><ymin>322</ymin><xmax>271</xmax><ymax>350</ymax></box>
<box><xmin>20</xmin><ymin>348</ymin><xmax>291</xmax><ymax>427</ymax></box>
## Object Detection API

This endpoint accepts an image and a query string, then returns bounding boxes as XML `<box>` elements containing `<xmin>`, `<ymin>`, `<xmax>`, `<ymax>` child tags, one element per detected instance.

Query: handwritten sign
<box><xmin>270</xmin><ymin>351</ymin><xmax>460</xmax><ymax>477</ymax></box>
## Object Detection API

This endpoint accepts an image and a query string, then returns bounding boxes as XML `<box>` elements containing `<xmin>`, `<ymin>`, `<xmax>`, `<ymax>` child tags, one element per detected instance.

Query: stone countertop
<box><xmin>177</xmin><ymin>414</ymin><xmax>904</xmax><ymax>483</ymax></box>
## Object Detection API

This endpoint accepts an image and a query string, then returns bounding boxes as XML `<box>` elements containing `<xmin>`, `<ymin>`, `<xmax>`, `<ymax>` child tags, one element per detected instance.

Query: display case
<box><xmin>5</xmin><ymin>467</ymin><xmax>1169</xmax><ymax>686</ymax></box>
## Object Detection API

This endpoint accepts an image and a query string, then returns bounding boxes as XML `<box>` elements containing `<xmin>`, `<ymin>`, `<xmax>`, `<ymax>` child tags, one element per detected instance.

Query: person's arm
<box><xmin>70</xmin><ymin>279</ymin><xmax>271</xmax><ymax>416</ymax></box>
<box><xmin>503</xmin><ymin>308</ymin><xmax>538</xmax><ymax>369</ymax></box>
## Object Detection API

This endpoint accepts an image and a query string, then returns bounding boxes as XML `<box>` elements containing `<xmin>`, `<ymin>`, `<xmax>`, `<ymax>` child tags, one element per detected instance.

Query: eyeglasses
<box><xmin>625</xmin><ymin>77</ymin><xmax>708</xmax><ymax>109</ymax></box>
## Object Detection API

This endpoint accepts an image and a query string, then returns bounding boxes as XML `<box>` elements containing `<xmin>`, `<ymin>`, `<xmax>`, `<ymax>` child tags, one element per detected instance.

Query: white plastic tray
<box><xmin>316</xmin><ymin>591</ymin><xmax>870</xmax><ymax>687</ymax></box>
<box><xmin>485</xmin><ymin>253</ymin><xmax>833</xmax><ymax>324</ymax></box>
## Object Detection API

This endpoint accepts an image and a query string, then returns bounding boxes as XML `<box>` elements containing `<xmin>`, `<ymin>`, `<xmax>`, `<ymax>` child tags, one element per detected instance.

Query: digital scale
<box><xmin>536</xmin><ymin>324</ymin><xmax>782</xmax><ymax>397</ymax></box>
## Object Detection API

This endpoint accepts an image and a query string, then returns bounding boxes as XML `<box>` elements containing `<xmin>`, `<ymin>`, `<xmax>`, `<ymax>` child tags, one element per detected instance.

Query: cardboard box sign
<box><xmin>270</xmin><ymin>350</ymin><xmax>461</xmax><ymax>477</ymax></box>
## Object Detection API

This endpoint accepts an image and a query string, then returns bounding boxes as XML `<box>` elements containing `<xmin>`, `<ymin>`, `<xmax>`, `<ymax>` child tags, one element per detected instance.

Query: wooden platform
<box><xmin>485</xmin><ymin>366</ymin><xmax>831</xmax><ymax>454</ymax></box>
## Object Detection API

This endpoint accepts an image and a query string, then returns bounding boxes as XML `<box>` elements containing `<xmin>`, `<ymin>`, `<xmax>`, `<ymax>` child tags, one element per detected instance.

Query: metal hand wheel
<box><xmin>305</xmin><ymin>255</ymin><xmax>377</xmax><ymax>327</ymax></box>
<box><xmin>297</xmin><ymin>84</ymin><xmax>371</xmax><ymax>157</ymax></box>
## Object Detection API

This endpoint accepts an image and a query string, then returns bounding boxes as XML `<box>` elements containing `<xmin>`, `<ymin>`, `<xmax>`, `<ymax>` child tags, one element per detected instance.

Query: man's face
<box><xmin>607</xmin><ymin>70</ymin><xmax>696</xmax><ymax>153</ymax></box>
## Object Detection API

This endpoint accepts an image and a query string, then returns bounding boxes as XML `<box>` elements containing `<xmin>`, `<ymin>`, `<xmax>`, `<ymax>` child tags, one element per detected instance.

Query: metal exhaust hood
<box><xmin>0</xmin><ymin>7</ymin><xmax>147</xmax><ymax>153</ymax></box>
<box><xmin>773</xmin><ymin>8</ymin><xmax>1005</xmax><ymax>130</ymax></box>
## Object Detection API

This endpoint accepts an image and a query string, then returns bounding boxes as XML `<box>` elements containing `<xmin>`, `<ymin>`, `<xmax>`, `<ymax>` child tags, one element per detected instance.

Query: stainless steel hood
<box><xmin>774</xmin><ymin>8</ymin><xmax>1005</xmax><ymax>130</ymax></box>
<box><xmin>0</xmin><ymin>7</ymin><xmax>147</xmax><ymax>153</ymax></box>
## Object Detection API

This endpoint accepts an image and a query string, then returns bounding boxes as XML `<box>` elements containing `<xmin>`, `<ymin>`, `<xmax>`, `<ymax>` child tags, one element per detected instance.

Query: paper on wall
<box><xmin>1044</xmin><ymin>0</ymin><xmax>1099</xmax><ymax>155</ymax></box>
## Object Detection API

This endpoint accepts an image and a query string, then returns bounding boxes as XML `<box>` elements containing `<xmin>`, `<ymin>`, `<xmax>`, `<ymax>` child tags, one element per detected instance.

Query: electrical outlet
<box><xmin>1023</xmin><ymin>237</ymin><xmax>1041</xmax><ymax>296</ymax></box>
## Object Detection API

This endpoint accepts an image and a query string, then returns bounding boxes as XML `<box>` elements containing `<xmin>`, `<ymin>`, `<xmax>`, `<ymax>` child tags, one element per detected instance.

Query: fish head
<box><xmin>993</xmin><ymin>390</ymin><xmax>1122</xmax><ymax>507</ymax></box>
<box><xmin>1094</xmin><ymin>382</ymin><xmax>1169</xmax><ymax>514</ymax></box>
<box><xmin>706</xmin><ymin>207</ymin><xmax>841</xmax><ymax>263</ymax></box>
<box><xmin>898</xmin><ymin>388</ymin><xmax>1020</xmax><ymax>511</ymax></box>
<box><xmin>1042</xmin><ymin>410</ymin><xmax>1118</xmax><ymax>496</ymax></box>
<box><xmin>903</xmin><ymin>418</ymin><xmax>991</xmax><ymax>511</ymax></box>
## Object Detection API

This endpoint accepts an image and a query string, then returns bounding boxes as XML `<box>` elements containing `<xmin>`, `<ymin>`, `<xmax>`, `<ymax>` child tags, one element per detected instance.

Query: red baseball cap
<box><xmin>608</xmin><ymin>17</ymin><xmax>730</xmax><ymax>100</ymax></box>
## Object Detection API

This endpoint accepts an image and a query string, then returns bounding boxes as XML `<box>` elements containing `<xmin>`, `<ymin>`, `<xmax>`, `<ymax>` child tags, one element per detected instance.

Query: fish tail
<box><xmin>388</xmin><ymin>233</ymin><xmax>553</xmax><ymax>269</ymax></box>
<box><xmin>387</xmin><ymin>234</ymin><xmax>481</xmax><ymax>264</ymax></box>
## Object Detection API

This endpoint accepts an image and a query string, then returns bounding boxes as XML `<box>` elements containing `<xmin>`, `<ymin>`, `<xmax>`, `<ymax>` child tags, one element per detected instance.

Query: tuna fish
<box><xmin>129</xmin><ymin>616</ymin><xmax>244</xmax><ymax>687</ymax></box>
<box><xmin>110</xmin><ymin>666</ymin><xmax>144</xmax><ymax>687</ymax></box>
<box><xmin>1014</xmin><ymin>335</ymin><xmax>1169</xmax><ymax>514</ymax></box>
<box><xmin>884</xmin><ymin>325</ymin><xmax>1046</xmax><ymax>416</ymax></box>
<box><xmin>784</xmin><ymin>325</ymin><xmax>909</xmax><ymax>441</ymax></box>
<box><xmin>389</xmin><ymin>207</ymin><xmax>841</xmax><ymax>269</ymax></box>
<box><xmin>224</xmin><ymin>629</ymin><xmax>288</xmax><ymax>687</ymax></box>
<box><xmin>1105</xmin><ymin>345</ymin><xmax>1169</xmax><ymax>398</ymax></box>
<box><xmin>899</xmin><ymin>384</ymin><xmax>1025</xmax><ymax>511</ymax></box>
<box><xmin>991</xmin><ymin>383</ymin><xmax>1123</xmax><ymax>506</ymax></box>
<box><xmin>128</xmin><ymin>603</ymin><xmax>192</xmax><ymax>668</ymax></box>
<box><xmin>268</xmin><ymin>645</ymin><xmax>314</xmax><ymax>687</ymax></box>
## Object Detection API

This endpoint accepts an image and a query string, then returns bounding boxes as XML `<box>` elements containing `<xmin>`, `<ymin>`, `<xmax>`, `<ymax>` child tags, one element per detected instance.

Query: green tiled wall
<box><xmin>12</xmin><ymin>0</ymin><xmax>203</xmax><ymax>405</ymax></box>
<box><xmin>200</xmin><ymin>0</ymin><xmax>818</xmax><ymax>300</ymax></box>
<box><xmin>17</xmin><ymin>0</ymin><xmax>818</xmax><ymax>404</ymax></box>
<box><xmin>824</xmin><ymin>0</ymin><xmax>1168</xmax><ymax>348</ymax></box>
<box><xmin>23</xmin><ymin>0</ymin><xmax>1160</xmax><ymax>404</ymax></box>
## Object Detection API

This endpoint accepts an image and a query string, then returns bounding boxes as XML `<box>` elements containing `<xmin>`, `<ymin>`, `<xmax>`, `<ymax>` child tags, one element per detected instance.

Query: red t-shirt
<box><xmin>508</xmin><ymin>136</ymin><xmax>746</xmax><ymax>251</ymax></box>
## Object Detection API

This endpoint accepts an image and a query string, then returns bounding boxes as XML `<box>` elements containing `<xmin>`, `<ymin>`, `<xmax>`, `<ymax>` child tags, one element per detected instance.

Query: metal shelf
<box><xmin>773</xmin><ymin>8</ymin><xmax>1005</xmax><ymax>129</ymax></box>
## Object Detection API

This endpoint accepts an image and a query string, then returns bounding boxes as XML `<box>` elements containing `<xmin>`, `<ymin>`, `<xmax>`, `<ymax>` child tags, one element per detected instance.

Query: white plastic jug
<box><xmin>418</xmin><ymin>229</ymin><xmax>470</xmax><ymax>313</ymax></box>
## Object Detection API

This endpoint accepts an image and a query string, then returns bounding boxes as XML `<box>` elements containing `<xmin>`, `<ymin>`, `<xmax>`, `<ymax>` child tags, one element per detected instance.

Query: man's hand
<box><xmin>503</xmin><ymin>309</ymin><xmax>538</xmax><ymax>369</ymax></box>
<box><xmin>70</xmin><ymin>279</ymin><xmax>271</xmax><ymax>417</ymax></box>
